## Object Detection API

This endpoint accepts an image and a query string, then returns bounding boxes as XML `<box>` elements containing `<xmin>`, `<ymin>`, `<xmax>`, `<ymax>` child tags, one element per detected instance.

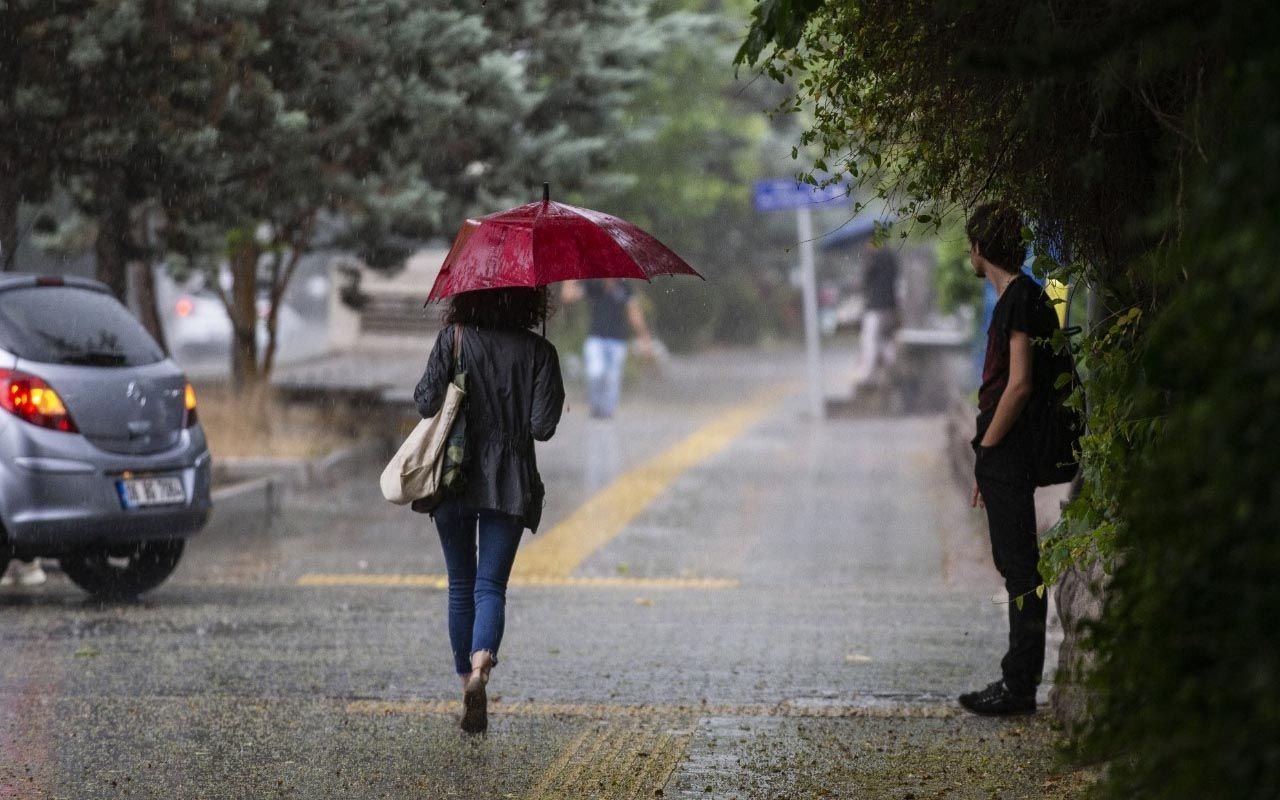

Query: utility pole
<box><xmin>753</xmin><ymin>177</ymin><xmax>849</xmax><ymax>420</ymax></box>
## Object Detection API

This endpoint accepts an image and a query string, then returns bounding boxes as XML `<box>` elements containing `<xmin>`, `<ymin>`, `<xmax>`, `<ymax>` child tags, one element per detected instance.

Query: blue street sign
<box><xmin>752</xmin><ymin>178</ymin><xmax>850</xmax><ymax>212</ymax></box>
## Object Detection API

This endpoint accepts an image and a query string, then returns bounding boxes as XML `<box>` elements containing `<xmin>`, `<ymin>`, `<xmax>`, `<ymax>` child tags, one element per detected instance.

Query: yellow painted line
<box><xmin>513</xmin><ymin>384</ymin><xmax>792</xmax><ymax>579</ymax></box>
<box><xmin>298</xmin><ymin>573</ymin><xmax>450</xmax><ymax>589</ymax></box>
<box><xmin>296</xmin><ymin>573</ymin><xmax>738</xmax><ymax>589</ymax></box>
<box><xmin>524</xmin><ymin>729</ymin><xmax>600</xmax><ymax>800</ymax></box>
<box><xmin>348</xmin><ymin>698</ymin><xmax>956</xmax><ymax>720</ymax></box>
<box><xmin>629</xmin><ymin>728</ymin><xmax>691</xmax><ymax>797</ymax></box>
<box><xmin>523</xmin><ymin>723</ymin><xmax>693</xmax><ymax>800</ymax></box>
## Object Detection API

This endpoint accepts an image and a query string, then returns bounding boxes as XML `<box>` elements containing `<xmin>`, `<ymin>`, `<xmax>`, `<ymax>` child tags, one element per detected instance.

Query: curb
<box><xmin>945</xmin><ymin>389</ymin><xmax>977</xmax><ymax>494</ymax></box>
<box><xmin>207</xmin><ymin>437</ymin><xmax>394</xmax><ymax>524</ymax></box>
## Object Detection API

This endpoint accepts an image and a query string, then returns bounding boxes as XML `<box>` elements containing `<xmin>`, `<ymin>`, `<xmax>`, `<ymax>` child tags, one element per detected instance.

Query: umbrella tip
<box><xmin>543</xmin><ymin>182</ymin><xmax>550</xmax><ymax>203</ymax></box>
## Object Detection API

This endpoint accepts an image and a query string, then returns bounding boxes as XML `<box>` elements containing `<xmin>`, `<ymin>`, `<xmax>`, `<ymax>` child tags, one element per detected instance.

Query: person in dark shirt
<box><xmin>858</xmin><ymin>245</ymin><xmax>900</xmax><ymax>383</ymax></box>
<box><xmin>959</xmin><ymin>202</ymin><xmax>1062</xmax><ymax>716</ymax></box>
<box><xmin>562</xmin><ymin>279</ymin><xmax>653</xmax><ymax>419</ymax></box>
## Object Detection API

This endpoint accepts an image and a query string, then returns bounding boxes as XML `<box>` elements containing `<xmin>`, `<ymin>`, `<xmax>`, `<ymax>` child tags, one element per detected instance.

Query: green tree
<box><xmin>162</xmin><ymin>0</ymin><xmax>664</xmax><ymax>390</ymax></box>
<box><xmin>0</xmin><ymin>1</ymin><xmax>80</xmax><ymax>269</ymax></box>
<box><xmin>1074</xmin><ymin>5</ymin><xmax>1280</xmax><ymax>794</ymax></box>
<box><xmin>56</xmin><ymin>2</ymin><xmax>264</xmax><ymax>346</ymax></box>
<box><xmin>162</xmin><ymin>0</ymin><xmax>489</xmax><ymax>390</ymax></box>
<box><xmin>1</xmin><ymin>0</ymin><xmax>266</xmax><ymax>354</ymax></box>
<box><xmin>587</xmin><ymin>0</ymin><xmax>798</xmax><ymax>351</ymax></box>
<box><xmin>6</xmin><ymin>1</ymin><xmax>662</xmax><ymax>389</ymax></box>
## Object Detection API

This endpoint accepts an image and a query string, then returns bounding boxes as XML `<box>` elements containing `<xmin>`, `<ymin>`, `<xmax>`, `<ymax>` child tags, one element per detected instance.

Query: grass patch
<box><xmin>194</xmin><ymin>383</ymin><xmax>368</xmax><ymax>459</ymax></box>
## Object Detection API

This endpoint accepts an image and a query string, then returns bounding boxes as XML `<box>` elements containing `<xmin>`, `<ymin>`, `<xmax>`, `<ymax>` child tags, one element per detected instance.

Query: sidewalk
<box><xmin>0</xmin><ymin>343</ymin><xmax>1089</xmax><ymax>799</ymax></box>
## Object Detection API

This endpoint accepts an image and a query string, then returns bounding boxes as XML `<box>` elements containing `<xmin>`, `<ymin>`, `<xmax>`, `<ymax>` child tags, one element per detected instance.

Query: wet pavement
<box><xmin>1</xmin><ymin>345</ymin><xmax>1086</xmax><ymax>799</ymax></box>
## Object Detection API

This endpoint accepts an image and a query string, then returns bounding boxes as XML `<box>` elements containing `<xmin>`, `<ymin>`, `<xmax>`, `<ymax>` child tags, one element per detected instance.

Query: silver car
<box><xmin>0</xmin><ymin>274</ymin><xmax>212</xmax><ymax>599</ymax></box>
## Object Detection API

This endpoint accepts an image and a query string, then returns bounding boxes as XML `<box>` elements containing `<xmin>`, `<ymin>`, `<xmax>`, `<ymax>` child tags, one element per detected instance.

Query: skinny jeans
<box><xmin>433</xmin><ymin>499</ymin><xmax>524</xmax><ymax>675</ymax></box>
<box><xmin>974</xmin><ymin>436</ymin><xmax>1047</xmax><ymax>695</ymax></box>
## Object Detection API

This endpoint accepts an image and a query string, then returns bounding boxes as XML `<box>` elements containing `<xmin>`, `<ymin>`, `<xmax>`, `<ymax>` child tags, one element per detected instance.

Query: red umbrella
<box><xmin>426</xmin><ymin>186</ymin><xmax>702</xmax><ymax>302</ymax></box>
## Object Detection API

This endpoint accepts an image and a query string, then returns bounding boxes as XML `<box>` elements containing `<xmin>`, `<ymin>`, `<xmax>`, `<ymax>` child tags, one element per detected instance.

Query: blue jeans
<box><xmin>433</xmin><ymin>500</ymin><xmax>524</xmax><ymax>675</ymax></box>
<box><xmin>584</xmin><ymin>336</ymin><xmax>628</xmax><ymax>418</ymax></box>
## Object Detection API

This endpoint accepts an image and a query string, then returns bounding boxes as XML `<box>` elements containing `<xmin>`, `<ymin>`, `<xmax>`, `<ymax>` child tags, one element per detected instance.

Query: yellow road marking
<box><xmin>348</xmin><ymin>698</ymin><xmax>956</xmax><ymax>720</ymax></box>
<box><xmin>523</xmin><ymin>722</ymin><xmax>692</xmax><ymax>800</ymax></box>
<box><xmin>524</xmin><ymin>729</ymin><xmax>599</xmax><ymax>799</ymax></box>
<box><xmin>296</xmin><ymin>573</ymin><xmax>738</xmax><ymax>589</ymax></box>
<box><xmin>513</xmin><ymin>384</ymin><xmax>791</xmax><ymax>579</ymax></box>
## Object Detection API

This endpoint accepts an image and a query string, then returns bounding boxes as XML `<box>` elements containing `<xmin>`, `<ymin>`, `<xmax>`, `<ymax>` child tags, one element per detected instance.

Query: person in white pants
<box><xmin>859</xmin><ymin>246</ymin><xmax>901</xmax><ymax>384</ymax></box>
<box><xmin>563</xmin><ymin>279</ymin><xmax>653</xmax><ymax>419</ymax></box>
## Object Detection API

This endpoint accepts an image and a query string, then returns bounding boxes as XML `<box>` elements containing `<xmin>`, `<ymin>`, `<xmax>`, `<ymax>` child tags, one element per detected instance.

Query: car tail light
<box><xmin>183</xmin><ymin>381</ymin><xmax>198</xmax><ymax>427</ymax></box>
<box><xmin>0</xmin><ymin>369</ymin><xmax>78</xmax><ymax>433</ymax></box>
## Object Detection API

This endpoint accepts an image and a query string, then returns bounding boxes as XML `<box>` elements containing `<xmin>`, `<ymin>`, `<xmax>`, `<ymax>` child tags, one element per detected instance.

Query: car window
<box><xmin>0</xmin><ymin>286</ymin><xmax>165</xmax><ymax>366</ymax></box>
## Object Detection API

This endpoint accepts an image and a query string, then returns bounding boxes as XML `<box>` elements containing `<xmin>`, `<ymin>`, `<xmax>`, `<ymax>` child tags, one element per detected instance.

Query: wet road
<box><xmin>1</xmin><ymin>347</ymin><xmax>1080</xmax><ymax>799</ymax></box>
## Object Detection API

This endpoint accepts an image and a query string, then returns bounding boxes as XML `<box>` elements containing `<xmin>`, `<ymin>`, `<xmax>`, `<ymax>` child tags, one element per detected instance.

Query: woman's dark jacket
<box><xmin>414</xmin><ymin>324</ymin><xmax>564</xmax><ymax>531</ymax></box>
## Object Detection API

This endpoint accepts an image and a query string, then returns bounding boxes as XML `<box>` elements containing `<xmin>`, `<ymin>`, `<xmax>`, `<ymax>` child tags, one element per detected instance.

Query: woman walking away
<box><xmin>413</xmin><ymin>287</ymin><xmax>564</xmax><ymax>734</ymax></box>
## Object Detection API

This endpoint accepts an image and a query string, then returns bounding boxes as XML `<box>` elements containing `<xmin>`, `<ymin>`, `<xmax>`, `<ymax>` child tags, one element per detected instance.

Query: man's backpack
<box><xmin>1028</xmin><ymin>336</ymin><xmax>1084</xmax><ymax>487</ymax></box>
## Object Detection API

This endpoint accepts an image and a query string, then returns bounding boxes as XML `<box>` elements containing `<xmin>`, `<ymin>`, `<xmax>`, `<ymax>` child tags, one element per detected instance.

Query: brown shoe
<box><xmin>460</xmin><ymin>671</ymin><xmax>488</xmax><ymax>733</ymax></box>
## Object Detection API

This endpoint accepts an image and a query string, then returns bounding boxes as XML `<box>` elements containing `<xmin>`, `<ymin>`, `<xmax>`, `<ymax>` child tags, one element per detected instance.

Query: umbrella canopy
<box><xmin>426</xmin><ymin>192</ymin><xmax>701</xmax><ymax>302</ymax></box>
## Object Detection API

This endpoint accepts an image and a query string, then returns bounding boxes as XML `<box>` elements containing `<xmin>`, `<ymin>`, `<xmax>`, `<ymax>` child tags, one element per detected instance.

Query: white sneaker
<box><xmin>15</xmin><ymin>561</ymin><xmax>47</xmax><ymax>587</ymax></box>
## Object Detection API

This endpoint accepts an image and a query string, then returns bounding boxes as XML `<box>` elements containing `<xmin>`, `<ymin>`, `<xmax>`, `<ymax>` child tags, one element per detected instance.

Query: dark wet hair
<box><xmin>443</xmin><ymin>286</ymin><xmax>551</xmax><ymax>330</ymax></box>
<box><xmin>966</xmin><ymin>202</ymin><xmax>1025</xmax><ymax>273</ymax></box>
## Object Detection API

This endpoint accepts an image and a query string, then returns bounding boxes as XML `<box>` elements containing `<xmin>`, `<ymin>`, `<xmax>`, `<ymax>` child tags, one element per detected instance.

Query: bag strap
<box><xmin>452</xmin><ymin>323</ymin><xmax>464</xmax><ymax>373</ymax></box>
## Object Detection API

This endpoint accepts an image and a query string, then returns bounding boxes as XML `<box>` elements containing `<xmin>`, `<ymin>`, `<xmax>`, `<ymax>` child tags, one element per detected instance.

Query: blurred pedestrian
<box><xmin>0</xmin><ymin>558</ymin><xmax>47</xmax><ymax>587</ymax></box>
<box><xmin>858</xmin><ymin>245</ymin><xmax>900</xmax><ymax>384</ymax></box>
<box><xmin>562</xmin><ymin>279</ymin><xmax>653</xmax><ymax>419</ymax></box>
<box><xmin>960</xmin><ymin>202</ymin><xmax>1061</xmax><ymax>716</ymax></box>
<box><xmin>413</xmin><ymin>286</ymin><xmax>564</xmax><ymax>734</ymax></box>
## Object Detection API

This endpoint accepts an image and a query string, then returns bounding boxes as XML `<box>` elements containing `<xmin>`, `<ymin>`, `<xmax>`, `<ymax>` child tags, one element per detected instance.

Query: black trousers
<box><xmin>975</xmin><ymin>442</ymin><xmax>1047</xmax><ymax>695</ymax></box>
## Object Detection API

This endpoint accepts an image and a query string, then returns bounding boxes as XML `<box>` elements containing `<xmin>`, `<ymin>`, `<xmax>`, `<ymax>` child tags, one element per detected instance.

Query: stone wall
<box><xmin>1049</xmin><ymin>559</ymin><xmax>1106</xmax><ymax>730</ymax></box>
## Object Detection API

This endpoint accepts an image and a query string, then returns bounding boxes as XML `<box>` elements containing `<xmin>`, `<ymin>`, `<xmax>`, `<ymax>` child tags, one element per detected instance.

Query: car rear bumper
<box><xmin>0</xmin><ymin>422</ymin><xmax>213</xmax><ymax>553</ymax></box>
<box><xmin>6</xmin><ymin>505</ymin><xmax>212</xmax><ymax>553</ymax></box>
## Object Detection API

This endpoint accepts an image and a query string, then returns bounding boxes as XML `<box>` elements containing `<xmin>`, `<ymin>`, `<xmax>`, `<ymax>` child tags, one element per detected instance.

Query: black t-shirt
<box><xmin>975</xmin><ymin>275</ymin><xmax>1062</xmax><ymax>443</ymax></box>
<box><xmin>585</xmin><ymin>281</ymin><xmax>633</xmax><ymax>341</ymax></box>
<box><xmin>863</xmin><ymin>249</ymin><xmax>899</xmax><ymax>311</ymax></box>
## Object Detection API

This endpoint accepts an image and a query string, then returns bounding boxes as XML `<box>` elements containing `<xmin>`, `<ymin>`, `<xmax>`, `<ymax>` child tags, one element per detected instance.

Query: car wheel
<box><xmin>60</xmin><ymin>539</ymin><xmax>185</xmax><ymax>600</ymax></box>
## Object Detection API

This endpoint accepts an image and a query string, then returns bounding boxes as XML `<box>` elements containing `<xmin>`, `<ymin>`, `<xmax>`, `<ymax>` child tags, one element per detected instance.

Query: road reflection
<box><xmin>582</xmin><ymin>419</ymin><xmax>622</xmax><ymax>493</ymax></box>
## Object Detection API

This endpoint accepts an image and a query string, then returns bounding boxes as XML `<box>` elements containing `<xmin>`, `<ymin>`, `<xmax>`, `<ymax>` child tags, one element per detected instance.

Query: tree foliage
<box><xmin>1073</xmin><ymin>5</ymin><xmax>1280</xmax><ymax>792</ymax></box>
<box><xmin>584</xmin><ymin>0</ymin><xmax>799</xmax><ymax>351</ymax></box>
<box><xmin>3</xmin><ymin>0</ymin><xmax>662</xmax><ymax>388</ymax></box>
<box><xmin>738</xmin><ymin>0</ymin><xmax>1280</xmax><ymax>795</ymax></box>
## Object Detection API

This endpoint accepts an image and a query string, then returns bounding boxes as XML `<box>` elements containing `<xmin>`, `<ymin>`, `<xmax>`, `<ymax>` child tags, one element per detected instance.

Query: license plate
<box><xmin>118</xmin><ymin>476</ymin><xmax>186</xmax><ymax>508</ymax></box>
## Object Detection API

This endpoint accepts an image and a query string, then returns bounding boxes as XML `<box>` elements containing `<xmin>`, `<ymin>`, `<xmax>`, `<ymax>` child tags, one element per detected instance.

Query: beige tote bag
<box><xmin>380</xmin><ymin>328</ymin><xmax>466</xmax><ymax>505</ymax></box>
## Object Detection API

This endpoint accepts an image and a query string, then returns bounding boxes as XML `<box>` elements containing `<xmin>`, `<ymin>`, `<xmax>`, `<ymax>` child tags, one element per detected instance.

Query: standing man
<box><xmin>858</xmin><ymin>244</ymin><xmax>900</xmax><ymax>384</ymax></box>
<box><xmin>959</xmin><ymin>202</ymin><xmax>1062</xmax><ymax>715</ymax></box>
<box><xmin>562</xmin><ymin>279</ymin><xmax>653</xmax><ymax>419</ymax></box>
